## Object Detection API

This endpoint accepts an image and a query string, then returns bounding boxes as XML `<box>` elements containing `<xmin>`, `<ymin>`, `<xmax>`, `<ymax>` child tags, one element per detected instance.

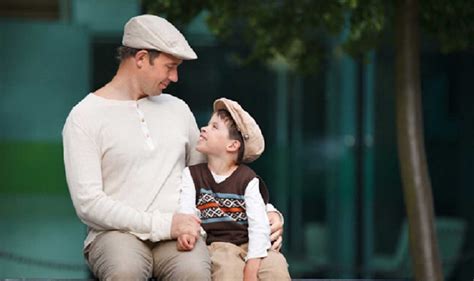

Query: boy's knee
<box><xmin>259</xmin><ymin>251</ymin><xmax>291</xmax><ymax>280</ymax></box>
<box><xmin>165</xmin><ymin>254</ymin><xmax>211</xmax><ymax>281</ymax></box>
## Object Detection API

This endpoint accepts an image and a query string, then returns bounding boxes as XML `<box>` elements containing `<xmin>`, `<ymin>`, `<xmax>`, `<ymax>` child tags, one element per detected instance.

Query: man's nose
<box><xmin>169</xmin><ymin>69</ymin><xmax>178</xmax><ymax>82</ymax></box>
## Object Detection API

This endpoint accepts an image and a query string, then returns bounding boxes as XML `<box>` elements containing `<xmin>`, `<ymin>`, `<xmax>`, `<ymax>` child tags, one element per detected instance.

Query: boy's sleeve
<box><xmin>178</xmin><ymin>167</ymin><xmax>198</xmax><ymax>215</ymax></box>
<box><xmin>245</xmin><ymin>178</ymin><xmax>271</xmax><ymax>260</ymax></box>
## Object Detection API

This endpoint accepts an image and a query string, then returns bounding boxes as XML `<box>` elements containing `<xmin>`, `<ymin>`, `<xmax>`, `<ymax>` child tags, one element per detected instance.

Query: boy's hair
<box><xmin>116</xmin><ymin>46</ymin><xmax>161</xmax><ymax>65</ymax></box>
<box><xmin>216</xmin><ymin>109</ymin><xmax>245</xmax><ymax>164</ymax></box>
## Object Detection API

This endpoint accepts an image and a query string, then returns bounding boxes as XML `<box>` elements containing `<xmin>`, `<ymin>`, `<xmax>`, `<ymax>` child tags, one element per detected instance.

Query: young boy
<box><xmin>178</xmin><ymin>98</ymin><xmax>290</xmax><ymax>281</ymax></box>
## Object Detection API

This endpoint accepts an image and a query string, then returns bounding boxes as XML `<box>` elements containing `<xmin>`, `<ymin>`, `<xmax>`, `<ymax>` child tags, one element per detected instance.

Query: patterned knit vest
<box><xmin>188</xmin><ymin>163</ymin><xmax>269</xmax><ymax>245</ymax></box>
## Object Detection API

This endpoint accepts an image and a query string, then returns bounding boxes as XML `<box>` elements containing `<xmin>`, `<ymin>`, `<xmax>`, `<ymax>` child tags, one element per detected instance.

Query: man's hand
<box><xmin>267</xmin><ymin>211</ymin><xmax>283</xmax><ymax>251</ymax></box>
<box><xmin>243</xmin><ymin>258</ymin><xmax>261</xmax><ymax>281</ymax></box>
<box><xmin>177</xmin><ymin>234</ymin><xmax>196</xmax><ymax>251</ymax></box>
<box><xmin>170</xmin><ymin>213</ymin><xmax>201</xmax><ymax>239</ymax></box>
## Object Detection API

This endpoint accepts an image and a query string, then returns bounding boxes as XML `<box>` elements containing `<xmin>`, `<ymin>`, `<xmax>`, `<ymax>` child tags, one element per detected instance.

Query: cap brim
<box><xmin>213</xmin><ymin>99</ymin><xmax>228</xmax><ymax>112</ymax></box>
<box><xmin>169</xmin><ymin>50</ymin><xmax>197</xmax><ymax>60</ymax></box>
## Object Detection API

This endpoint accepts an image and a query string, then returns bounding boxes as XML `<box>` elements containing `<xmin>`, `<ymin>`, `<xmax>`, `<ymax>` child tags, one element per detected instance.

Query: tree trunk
<box><xmin>395</xmin><ymin>0</ymin><xmax>443</xmax><ymax>280</ymax></box>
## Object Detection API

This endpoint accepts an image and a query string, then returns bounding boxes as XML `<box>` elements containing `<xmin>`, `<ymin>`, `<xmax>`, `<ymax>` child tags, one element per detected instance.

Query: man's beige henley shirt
<box><xmin>63</xmin><ymin>93</ymin><xmax>204</xmax><ymax>249</ymax></box>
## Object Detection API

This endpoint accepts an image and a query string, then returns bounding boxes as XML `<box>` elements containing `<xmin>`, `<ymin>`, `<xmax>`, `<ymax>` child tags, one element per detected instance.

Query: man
<box><xmin>63</xmin><ymin>14</ymin><xmax>283</xmax><ymax>280</ymax></box>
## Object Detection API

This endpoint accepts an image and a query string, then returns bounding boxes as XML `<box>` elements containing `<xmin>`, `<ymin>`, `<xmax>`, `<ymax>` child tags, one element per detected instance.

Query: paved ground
<box><xmin>0</xmin><ymin>194</ymin><xmax>88</xmax><ymax>278</ymax></box>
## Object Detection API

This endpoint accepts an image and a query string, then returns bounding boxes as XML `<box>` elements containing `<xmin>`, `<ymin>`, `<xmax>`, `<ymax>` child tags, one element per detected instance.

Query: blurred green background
<box><xmin>1</xmin><ymin>0</ymin><xmax>473</xmax><ymax>279</ymax></box>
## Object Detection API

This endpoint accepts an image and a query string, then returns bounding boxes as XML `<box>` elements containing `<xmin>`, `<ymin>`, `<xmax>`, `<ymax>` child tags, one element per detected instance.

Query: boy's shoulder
<box><xmin>188</xmin><ymin>163</ymin><xmax>207</xmax><ymax>170</ymax></box>
<box><xmin>236</xmin><ymin>164</ymin><xmax>258</xmax><ymax>176</ymax></box>
<box><xmin>187</xmin><ymin>163</ymin><xmax>209</xmax><ymax>179</ymax></box>
<box><xmin>187</xmin><ymin>163</ymin><xmax>257</xmax><ymax>180</ymax></box>
<box><xmin>238</xmin><ymin>165</ymin><xmax>269</xmax><ymax>203</ymax></box>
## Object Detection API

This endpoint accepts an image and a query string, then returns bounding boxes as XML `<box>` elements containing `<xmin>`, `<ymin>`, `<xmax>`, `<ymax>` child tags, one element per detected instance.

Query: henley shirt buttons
<box><xmin>133</xmin><ymin>104</ymin><xmax>154</xmax><ymax>150</ymax></box>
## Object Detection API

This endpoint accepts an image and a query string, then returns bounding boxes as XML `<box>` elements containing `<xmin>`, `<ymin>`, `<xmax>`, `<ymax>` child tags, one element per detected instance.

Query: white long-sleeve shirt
<box><xmin>63</xmin><ymin>93</ymin><xmax>204</xmax><ymax>248</ymax></box>
<box><xmin>178</xmin><ymin>167</ymin><xmax>271</xmax><ymax>260</ymax></box>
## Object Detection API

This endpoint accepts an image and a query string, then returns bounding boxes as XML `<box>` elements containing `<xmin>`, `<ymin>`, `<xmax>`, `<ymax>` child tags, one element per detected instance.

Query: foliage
<box><xmin>144</xmin><ymin>0</ymin><xmax>473</xmax><ymax>73</ymax></box>
<box><xmin>420</xmin><ymin>0</ymin><xmax>474</xmax><ymax>52</ymax></box>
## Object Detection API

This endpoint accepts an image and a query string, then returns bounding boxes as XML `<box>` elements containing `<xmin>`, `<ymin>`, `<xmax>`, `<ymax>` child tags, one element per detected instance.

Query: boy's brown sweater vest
<box><xmin>189</xmin><ymin>163</ymin><xmax>269</xmax><ymax>245</ymax></box>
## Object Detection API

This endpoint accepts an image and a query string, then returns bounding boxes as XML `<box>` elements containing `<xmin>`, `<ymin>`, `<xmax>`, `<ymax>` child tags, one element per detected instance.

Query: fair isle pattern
<box><xmin>197</xmin><ymin>188</ymin><xmax>248</xmax><ymax>224</ymax></box>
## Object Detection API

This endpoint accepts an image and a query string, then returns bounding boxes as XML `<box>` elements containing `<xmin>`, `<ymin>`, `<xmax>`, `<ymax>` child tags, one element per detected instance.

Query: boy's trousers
<box><xmin>208</xmin><ymin>241</ymin><xmax>291</xmax><ymax>280</ymax></box>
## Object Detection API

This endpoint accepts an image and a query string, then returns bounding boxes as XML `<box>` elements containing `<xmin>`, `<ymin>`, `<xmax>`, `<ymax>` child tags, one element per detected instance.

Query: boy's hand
<box><xmin>171</xmin><ymin>213</ymin><xmax>201</xmax><ymax>239</ymax></box>
<box><xmin>177</xmin><ymin>234</ymin><xmax>196</xmax><ymax>251</ymax></box>
<box><xmin>243</xmin><ymin>258</ymin><xmax>261</xmax><ymax>281</ymax></box>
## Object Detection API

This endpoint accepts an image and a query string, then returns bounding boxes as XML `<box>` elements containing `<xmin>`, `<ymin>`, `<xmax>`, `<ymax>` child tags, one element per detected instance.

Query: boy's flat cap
<box><xmin>122</xmin><ymin>14</ymin><xmax>197</xmax><ymax>60</ymax></box>
<box><xmin>214</xmin><ymin>98</ymin><xmax>265</xmax><ymax>163</ymax></box>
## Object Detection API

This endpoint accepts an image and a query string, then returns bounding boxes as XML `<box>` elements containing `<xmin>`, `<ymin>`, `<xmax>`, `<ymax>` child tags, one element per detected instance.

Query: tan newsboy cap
<box><xmin>122</xmin><ymin>14</ymin><xmax>197</xmax><ymax>60</ymax></box>
<box><xmin>213</xmin><ymin>98</ymin><xmax>265</xmax><ymax>163</ymax></box>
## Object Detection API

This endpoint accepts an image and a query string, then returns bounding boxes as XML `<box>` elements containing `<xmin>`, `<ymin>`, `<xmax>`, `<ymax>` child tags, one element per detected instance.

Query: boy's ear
<box><xmin>226</xmin><ymin>140</ymin><xmax>241</xmax><ymax>153</ymax></box>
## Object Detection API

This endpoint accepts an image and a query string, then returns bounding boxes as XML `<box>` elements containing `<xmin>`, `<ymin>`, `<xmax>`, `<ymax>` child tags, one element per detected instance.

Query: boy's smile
<box><xmin>196</xmin><ymin>113</ymin><xmax>233</xmax><ymax>156</ymax></box>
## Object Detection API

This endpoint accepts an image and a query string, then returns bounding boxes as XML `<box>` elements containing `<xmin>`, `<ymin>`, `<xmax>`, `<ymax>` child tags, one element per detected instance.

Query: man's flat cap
<box><xmin>122</xmin><ymin>14</ymin><xmax>197</xmax><ymax>60</ymax></box>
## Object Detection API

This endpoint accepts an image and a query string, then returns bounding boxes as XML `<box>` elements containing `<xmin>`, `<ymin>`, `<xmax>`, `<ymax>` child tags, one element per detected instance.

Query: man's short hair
<box><xmin>216</xmin><ymin>109</ymin><xmax>245</xmax><ymax>164</ymax></box>
<box><xmin>116</xmin><ymin>46</ymin><xmax>161</xmax><ymax>65</ymax></box>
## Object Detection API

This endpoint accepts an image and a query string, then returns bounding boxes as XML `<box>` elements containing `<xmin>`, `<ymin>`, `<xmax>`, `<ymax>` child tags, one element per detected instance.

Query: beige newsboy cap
<box><xmin>122</xmin><ymin>14</ymin><xmax>197</xmax><ymax>60</ymax></box>
<box><xmin>213</xmin><ymin>98</ymin><xmax>265</xmax><ymax>163</ymax></box>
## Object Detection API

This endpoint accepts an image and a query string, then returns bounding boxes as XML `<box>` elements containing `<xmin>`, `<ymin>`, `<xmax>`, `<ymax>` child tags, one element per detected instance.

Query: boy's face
<box><xmin>196</xmin><ymin>113</ymin><xmax>234</xmax><ymax>156</ymax></box>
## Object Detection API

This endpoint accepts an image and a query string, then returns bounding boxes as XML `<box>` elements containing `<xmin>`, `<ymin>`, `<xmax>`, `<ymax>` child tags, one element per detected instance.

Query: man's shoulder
<box><xmin>69</xmin><ymin>93</ymin><xmax>102</xmax><ymax>114</ymax></box>
<box><xmin>150</xmin><ymin>93</ymin><xmax>189</xmax><ymax>109</ymax></box>
<box><xmin>65</xmin><ymin>93</ymin><xmax>108</xmax><ymax>128</ymax></box>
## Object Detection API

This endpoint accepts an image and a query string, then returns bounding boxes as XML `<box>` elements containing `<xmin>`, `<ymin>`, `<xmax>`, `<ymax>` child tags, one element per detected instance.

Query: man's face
<box><xmin>196</xmin><ymin>113</ymin><xmax>234</xmax><ymax>156</ymax></box>
<box><xmin>140</xmin><ymin>52</ymin><xmax>183</xmax><ymax>97</ymax></box>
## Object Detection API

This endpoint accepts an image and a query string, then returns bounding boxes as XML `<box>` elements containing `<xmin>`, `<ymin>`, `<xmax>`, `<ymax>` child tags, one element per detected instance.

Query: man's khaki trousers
<box><xmin>85</xmin><ymin>231</ymin><xmax>211</xmax><ymax>281</ymax></box>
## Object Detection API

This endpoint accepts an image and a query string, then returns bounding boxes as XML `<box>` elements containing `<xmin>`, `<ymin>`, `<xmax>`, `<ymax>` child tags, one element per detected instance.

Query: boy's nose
<box><xmin>200</xmin><ymin>127</ymin><xmax>206</xmax><ymax>132</ymax></box>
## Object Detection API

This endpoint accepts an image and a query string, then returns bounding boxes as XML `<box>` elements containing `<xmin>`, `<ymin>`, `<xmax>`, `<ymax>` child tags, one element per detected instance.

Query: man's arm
<box><xmin>178</xmin><ymin>167</ymin><xmax>198</xmax><ymax>215</ymax></box>
<box><xmin>63</xmin><ymin>115</ymin><xmax>197</xmax><ymax>241</ymax></box>
<box><xmin>175</xmin><ymin>167</ymin><xmax>201</xmax><ymax>246</ymax></box>
<box><xmin>266</xmin><ymin>204</ymin><xmax>284</xmax><ymax>251</ymax></box>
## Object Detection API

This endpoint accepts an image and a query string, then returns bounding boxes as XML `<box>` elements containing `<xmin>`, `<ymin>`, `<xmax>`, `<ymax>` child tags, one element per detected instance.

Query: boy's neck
<box><xmin>207</xmin><ymin>156</ymin><xmax>239</xmax><ymax>177</ymax></box>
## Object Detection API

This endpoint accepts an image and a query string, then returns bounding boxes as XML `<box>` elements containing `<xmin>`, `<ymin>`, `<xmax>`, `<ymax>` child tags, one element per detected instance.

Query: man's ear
<box><xmin>135</xmin><ymin>50</ymin><xmax>148</xmax><ymax>68</ymax></box>
<box><xmin>226</xmin><ymin>140</ymin><xmax>241</xmax><ymax>153</ymax></box>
